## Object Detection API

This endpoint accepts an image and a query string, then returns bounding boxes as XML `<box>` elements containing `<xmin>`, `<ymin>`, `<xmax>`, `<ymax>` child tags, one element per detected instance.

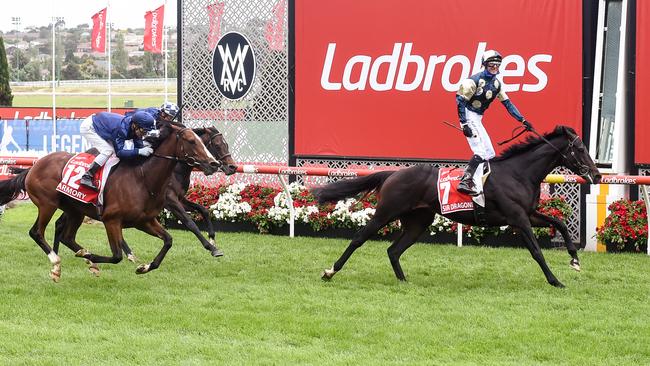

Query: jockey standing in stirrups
<box><xmin>456</xmin><ymin>50</ymin><xmax>533</xmax><ymax>196</ymax></box>
<box><xmin>79</xmin><ymin>111</ymin><xmax>156</xmax><ymax>191</ymax></box>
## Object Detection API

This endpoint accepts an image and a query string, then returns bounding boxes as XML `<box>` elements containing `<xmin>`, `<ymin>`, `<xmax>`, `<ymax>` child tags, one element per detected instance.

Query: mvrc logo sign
<box><xmin>212</xmin><ymin>32</ymin><xmax>256</xmax><ymax>100</ymax></box>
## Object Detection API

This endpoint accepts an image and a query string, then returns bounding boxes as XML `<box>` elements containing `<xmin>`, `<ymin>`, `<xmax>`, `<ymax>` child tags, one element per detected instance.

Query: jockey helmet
<box><xmin>160</xmin><ymin>102</ymin><xmax>179</xmax><ymax>119</ymax></box>
<box><xmin>481</xmin><ymin>50</ymin><xmax>503</xmax><ymax>66</ymax></box>
<box><xmin>131</xmin><ymin>111</ymin><xmax>155</xmax><ymax>131</ymax></box>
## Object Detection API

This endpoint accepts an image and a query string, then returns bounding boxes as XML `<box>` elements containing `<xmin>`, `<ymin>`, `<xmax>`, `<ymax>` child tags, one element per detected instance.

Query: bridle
<box><xmin>500</xmin><ymin>126</ymin><xmax>592</xmax><ymax>176</ymax></box>
<box><xmin>203</xmin><ymin>130</ymin><xmax>232</xmax><ymax>162</ymax></box>
<box><xmin>152</xmin><ymin>127</ymin><xmax>204</xmax><ymax>167</ymax></box>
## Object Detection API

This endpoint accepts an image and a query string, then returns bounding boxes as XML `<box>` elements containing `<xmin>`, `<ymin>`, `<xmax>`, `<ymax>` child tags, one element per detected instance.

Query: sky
<box><xmin>0</xmin><ymin>0</ymin><xmax>177</xmax><ymax>32</ymax></box>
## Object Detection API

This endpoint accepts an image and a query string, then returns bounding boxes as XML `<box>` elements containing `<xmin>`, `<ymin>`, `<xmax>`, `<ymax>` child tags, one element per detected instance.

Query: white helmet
<box><xmin>160</xmin><ymin>102</ymin><xmax>179</xmax><ymax>119</ymax></box>
<box><xmin>481</xmin><ymin>50</ymin><xmax>503</xmax><ymax>65</ymax></box>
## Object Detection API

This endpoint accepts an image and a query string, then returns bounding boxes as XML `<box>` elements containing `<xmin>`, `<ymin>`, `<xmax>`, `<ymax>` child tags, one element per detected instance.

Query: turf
<box><xmin>0</xmin><ymin>203</ymin><xmax>649</xmax><ymax>365</ymax></box>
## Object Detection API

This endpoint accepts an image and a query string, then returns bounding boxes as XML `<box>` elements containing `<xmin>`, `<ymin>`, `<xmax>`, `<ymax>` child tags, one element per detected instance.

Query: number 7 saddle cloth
<box><xmin>437</xmin><ymin>163</ymin><xmax>490</xmax><ymax>216</ymax></box>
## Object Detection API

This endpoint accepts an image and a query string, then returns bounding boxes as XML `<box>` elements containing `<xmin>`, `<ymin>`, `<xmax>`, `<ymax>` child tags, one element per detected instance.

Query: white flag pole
<box><xmin>51</xmin><ymin>7</ymin><xmax>56</xmax><ymax>142</ymax></box>
<box><xmin>164</xmin><ymin>0</ymin><xmax>169</xmax><ymax>103</ymax></box>
<box><xmin>107</xmin><ymin>0</ymin><xmax>112</xmax><ymax>112</ymax></box>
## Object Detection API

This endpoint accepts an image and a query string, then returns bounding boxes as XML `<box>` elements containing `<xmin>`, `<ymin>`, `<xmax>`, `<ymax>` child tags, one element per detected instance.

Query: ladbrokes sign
<box><xmin>295</xmin><ymin>0</ymin><xmax>582</xmax><ymax>160</ymax></box>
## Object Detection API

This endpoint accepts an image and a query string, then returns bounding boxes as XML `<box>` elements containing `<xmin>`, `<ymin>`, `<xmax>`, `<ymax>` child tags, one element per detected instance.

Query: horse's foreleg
<box><xmin>118</xmin><ymin>239</ymin><xmax>138</xmax><ymax>263</ymax></box>
<box><xmin>134</xmin><ymin>219</ymin><xmax>172</xmax><ymax>274</ymax></box>
<box><xmin>530</xmin><ymin>211</ymin><xmax>580</xmax><ymax>271</ymax></box>
<box><xmin>387</xmin><ymin>210</ymin><xmax>435</xmax><ymax>281</ymax></box>
<box><xmin>28</xmin><ymin>204</ymin><xmax>60</xmax><ymax>281</ymax></box>
<box><xmin>322</xmin><ymin>215</ymin><xmax>391</xmax><ymax>281</ymax></box>
<box><xmin>171</xmin><ymin>197</ymin><xmax>223</xmax><ymax>257</ymax></box>
<box><xmin>513</xmin><ymin>221</ymin><xmax>564</xmax><ymax>288</ymax></box>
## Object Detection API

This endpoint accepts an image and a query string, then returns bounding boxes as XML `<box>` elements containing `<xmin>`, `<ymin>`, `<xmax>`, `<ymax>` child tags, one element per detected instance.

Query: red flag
<box><xmin>265</xmin><ymin>0</ymin><xmax>286</xmax><ymax>51</ymax></box>
<box><xmin>91</xmin><ymin>8</ymin><xmax>107</xmax><ymax>53</ymax></box>
<box><xmin>144</xmin><ymin>5</ymin><xmax>165</xmax><ymax>53</ymax></box>
<box><xmin>207</xmin><ymin>2</ymin><xmax>225</xmax><ymax>50</ymax></box>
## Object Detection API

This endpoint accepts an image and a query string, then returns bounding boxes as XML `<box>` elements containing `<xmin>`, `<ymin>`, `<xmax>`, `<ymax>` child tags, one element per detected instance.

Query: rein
<box><xmin>498</xmin><ymin>125</ymin><xmax>591</xmax><ymax>176</ymax></box>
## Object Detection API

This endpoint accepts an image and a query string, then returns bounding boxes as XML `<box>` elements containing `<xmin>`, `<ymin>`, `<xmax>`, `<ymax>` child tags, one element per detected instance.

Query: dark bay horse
<box><xmin>0</xmin><ymin>122</ymin><xmax>220</xmax><ymax>281</ymax></box>
<box><xmin>312</xmin><ymin>126</ymin><xmax>602</xmax><ymax>288</ymax></box>
<box><xmin>51</xmin><ymin>126</ymin><xmax>237</xmax><ymax>260</ymax></box>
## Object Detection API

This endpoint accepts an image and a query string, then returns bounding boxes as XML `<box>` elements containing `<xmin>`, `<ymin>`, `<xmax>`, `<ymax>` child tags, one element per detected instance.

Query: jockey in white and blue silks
<box><xmin>456</xmin><ymin>50</ymin><xmax>533</xmax><ymax>196</ymax></box>
<box><xmin>79</xmin><ymin>111</ymin><xmax>156</xmax><ymax>191</ymax></box>
<box><xmin>126</xmin><ymin>102</ymin><xmax>180</xmax><ymax>125</ymax></box>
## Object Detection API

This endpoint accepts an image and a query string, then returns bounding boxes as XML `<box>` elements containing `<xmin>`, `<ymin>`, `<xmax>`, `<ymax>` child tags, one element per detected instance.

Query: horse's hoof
<box><xmin>570</xmin><ymin>259</ymin><xmax>581</xmax><ymax>272</ymax></box>
<box><xmin>75</xmin><ymin>248</ymin><xmax>90</xmax><ymax>257</ymax></box>
<box><xmin>321</xmin><ymin>268</ymin><xmax>336</xmax><ymax>281</ymax></box>
<box><xmin>127</xmin><ymin>254</ymin><xmax>139</xmax><ymax>263</ymax></box>
<box><xmin>135</xmin><ymin>264</ymin><xmax>150</xmax><ymax>274</ymax></box>
<box><xmin>550</xmin><ymin>280</ymin><xmax>565</xmax><ymax>288</ymax></box>
<box><xmin>85</xmin><ymin>260</ymin><xmax>100</xmax><ymax>277</ymax></box>
<box><xmin>211</xmin><ymin>249</ymin><xmax>224</xmax><ymax>257</ymax></box>
<box><xmin>50</xmin><ymin>267</ymin><xmax>61</xmax><ymax>283</ymax></box>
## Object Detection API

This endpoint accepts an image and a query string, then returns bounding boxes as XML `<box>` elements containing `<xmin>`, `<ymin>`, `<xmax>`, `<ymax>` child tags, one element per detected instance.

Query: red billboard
<box><xmin>636</xmin><ymin>1</ymin><xmax>650</xmax><ymax>164</ymax></box>
<box><xmin>0</xmin><ymin>107</ymin><xmax>133</xmax><ymax>120</ymax></box>
<box><xmin>295</xmin><ymin>0</ymin><xmax>583</xmax><ymax>160</ymax></box>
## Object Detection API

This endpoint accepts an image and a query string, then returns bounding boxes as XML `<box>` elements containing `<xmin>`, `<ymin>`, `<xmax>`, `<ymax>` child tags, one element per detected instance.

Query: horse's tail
<box><xmin>0</xmin><ymin>168</ymin><xmax>29</xmax><ymax>205</ymax></box>
<box><xmin>311</xmin><ymin>171</ymin><xmax>395</xmax><ymax>204</ymax></box>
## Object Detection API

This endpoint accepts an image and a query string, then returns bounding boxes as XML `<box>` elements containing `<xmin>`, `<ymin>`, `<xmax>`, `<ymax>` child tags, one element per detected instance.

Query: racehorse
<box><xmin>0</xmin><ymin>122</ymin><xmax>221</xmax><ymax>281</ymax></box>
<box><xmin>50</xmin><ymin>127</ymin><xmax>238</xmax><ymax>260</ymax></box>
<box><xmin>312</xmin><ymin>126</ymin><xmax>602</xmax><ymax>288</ymax></box>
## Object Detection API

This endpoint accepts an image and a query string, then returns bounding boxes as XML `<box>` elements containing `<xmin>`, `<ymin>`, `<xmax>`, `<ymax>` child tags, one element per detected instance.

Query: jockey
<box><xmin>455</xmin><ymin>50</ymin><xmax>533</xmax><ymax>196</ymax></box>
<box><xmin>126</xmin><ymin>101</ymin><xmax>180</xmax><ymax>125</ymax></box>
<box><xmin>79</xmin><ymin>111</ymin><xmax>156</xmax><ymax>191</ymax></box>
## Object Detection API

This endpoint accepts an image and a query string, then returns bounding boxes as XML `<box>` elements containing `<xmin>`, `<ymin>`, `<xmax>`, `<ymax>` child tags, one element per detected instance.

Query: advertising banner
<box><xmin>636</xmin><ymin>0</ymin><xmax>650</xmax><ymax>164</ymax></box>
<box><xmin>295</xmin><ymin>0</ymin><xmax>582</xmax><ymax>160</ymax></box>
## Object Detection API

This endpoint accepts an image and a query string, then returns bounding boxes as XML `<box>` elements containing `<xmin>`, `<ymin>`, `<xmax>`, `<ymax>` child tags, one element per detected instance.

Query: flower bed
<box><xmin>596</xmin><ymin>199</ymin><xmax>648</xmax><ymax>253</ymax></box>
<box><xmin>161</xmin><ymin>182</ymin><xmax>570</xmax><ymax>247</ymax></box>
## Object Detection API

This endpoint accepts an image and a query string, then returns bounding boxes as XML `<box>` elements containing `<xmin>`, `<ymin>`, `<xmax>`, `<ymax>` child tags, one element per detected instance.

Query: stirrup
<box><xmin>80</xmin><ymin>176</ymin><xmax>98</xmax><ymax>191</ymax></box>
<box><xmin>457</xmin><ymin>181</ymin><xmax>477</xmax><ymax>196</ymax></box>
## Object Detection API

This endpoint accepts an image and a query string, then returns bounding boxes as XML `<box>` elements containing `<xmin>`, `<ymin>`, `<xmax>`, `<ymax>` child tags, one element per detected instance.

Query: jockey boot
<box><xmin>79</xmin><ymin>162</ymin><xmax>101</xmax><ymax>191</ymax></box>
<box><xmin>457</xmin><ymin>154</ymin><xmax>483</xmax><ymax>196</ymax></box>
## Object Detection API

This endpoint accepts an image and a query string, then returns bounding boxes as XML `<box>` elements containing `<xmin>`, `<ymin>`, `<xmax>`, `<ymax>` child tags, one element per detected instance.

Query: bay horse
<box><xmin>0</xmin><ymin>122</ymin><xmax>220</xmax><ymax>281</ymax></box>
<box><xmin>312</xmin><ymin>126</ymin><xmax>602</xmax><ymax>288</ymax></box>
<box><xmin>51</xmin><ymin>127</ymin><xmax>238</xmax><ymax>260</ymax></box>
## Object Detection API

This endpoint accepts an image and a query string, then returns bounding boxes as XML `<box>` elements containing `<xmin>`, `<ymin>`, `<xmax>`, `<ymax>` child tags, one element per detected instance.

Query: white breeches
<box><xmin>80</xmin><ymin>115</ymin><xmax>114</xmax><ymax>166</ymax></box>
<box><xmin>464</xmin><ymin>109</ymin><xmax>495</xmax><ymax>160</ymax></box>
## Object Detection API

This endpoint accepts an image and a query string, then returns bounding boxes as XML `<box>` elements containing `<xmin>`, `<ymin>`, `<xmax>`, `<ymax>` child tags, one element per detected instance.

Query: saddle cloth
<box><xmin>437</xmin><ymin>163</ymin><xmax>491</xmax><ymax>215</ymax></box>
<box><xmin>56</xmin><ymin>153</ymin><xmax>119</xmax><ymax>205</ymax></box>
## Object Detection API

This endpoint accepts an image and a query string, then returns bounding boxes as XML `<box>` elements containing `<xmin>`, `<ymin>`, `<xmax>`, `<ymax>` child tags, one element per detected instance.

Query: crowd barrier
<box><xmin>1</xmin><ymin>157</ymin><xmax>648</xmax><ymax>254</ymax></box>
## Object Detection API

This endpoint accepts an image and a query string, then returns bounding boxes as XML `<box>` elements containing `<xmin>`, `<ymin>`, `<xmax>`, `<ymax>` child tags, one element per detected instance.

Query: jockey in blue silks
<box><xmin>455</xmin><ymin>50</ymin><xmax>534</xmax><ymax>196</ymax></box>
<box><xmin>79</xmin><ymin>111</ymin><xmax>156</xmax><ymax>191</ymax></box>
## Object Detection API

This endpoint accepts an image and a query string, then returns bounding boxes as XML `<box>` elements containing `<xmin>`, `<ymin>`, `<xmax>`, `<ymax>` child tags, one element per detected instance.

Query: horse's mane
<box><xmin>492</xmin><ymin>125</ymin><xmax>574</xmax><ymax>161</ymax></box>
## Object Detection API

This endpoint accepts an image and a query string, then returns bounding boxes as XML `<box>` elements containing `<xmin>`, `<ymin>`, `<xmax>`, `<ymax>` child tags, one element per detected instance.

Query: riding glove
<box><xmin>138</xmin><ymin>146</ymin><xmax>154</xmax><ymax>157</ymax></box>
<box><xmin>461</xmin><ymin>123</ymin><xmax>474</xmax><ymax>138</ymax></box>
<box><xmin>522</xmin><ymin>120</ymin><xmax>533</xmax><ymax>130</ymax></box>
<box><xmin>145</xmin><ymin>129</ymin><xmax>161</xmax><ymax>139</ymax></box>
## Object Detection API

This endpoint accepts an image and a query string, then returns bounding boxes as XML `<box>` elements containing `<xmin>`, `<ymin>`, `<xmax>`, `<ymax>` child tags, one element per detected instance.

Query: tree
<box><xmin>61</xmin><ymin>62</ymin><xmax>81</xmax><ymax>80</ymax></box>
<box><xmin>0</xmin><ymin>37</ymin><xmax>14</xmax><ymax>105</ymax></box>
<box><xmin>111</xmin><ymin>31</ymin><xmax>128</xmax><ymax>78</ymax></box>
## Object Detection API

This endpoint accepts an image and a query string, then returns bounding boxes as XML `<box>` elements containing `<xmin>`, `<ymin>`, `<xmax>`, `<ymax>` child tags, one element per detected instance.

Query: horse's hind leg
<box><xmin>322</xmin><ymin>213</ymin><xmax>393</xmax><ymax>280</ymax></box>
<box><xmin>387</xmin><ymin>209</ymin><xmax>435</xmax><ymax>281</ymax></box>
<box><xmin>530</xmin><ymin>211</ymin><xmax>580</xmax><ymax>271</ymax></box>
<box><xmin>54</xmin><ymin>212</ymin><xmax>102</xmax><ymax>276</ymax></box>
<box><xmin>28</xmin><ymin>204</ymin><xmax>61</xmax><ymax>281</ymax></box>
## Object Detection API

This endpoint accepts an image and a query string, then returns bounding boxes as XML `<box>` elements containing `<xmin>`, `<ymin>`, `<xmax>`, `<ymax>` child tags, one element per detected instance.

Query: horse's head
<box><xmin>157</xmin><ymin>122</ymin><xmax>221</xmax><ymax>175</ymax></box>
<box><xmin>558</xmin><ymin>126</ymin><xmax>602</xmax><ymax>184</ymax></box>
<box><xmin>194</xmin><ymin>127</ymin><xmax>237</xmax><ymax>175</ymax></box>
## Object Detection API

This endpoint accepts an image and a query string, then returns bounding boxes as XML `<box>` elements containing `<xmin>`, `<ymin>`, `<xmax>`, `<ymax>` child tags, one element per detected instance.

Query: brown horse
<box><xmin>312</xmin><ymin>126</ymin><xmax>602</xmax><ymax>288</ymax></box>
<box><xmin>52</xmin><ymin>126</ymin><xmax>238</xmax><ymax>260</ymax></box>
<box><xmin>0</xmin><ymin>122</ymin><xmax>220</xmax><ymax>281</ymax></box>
